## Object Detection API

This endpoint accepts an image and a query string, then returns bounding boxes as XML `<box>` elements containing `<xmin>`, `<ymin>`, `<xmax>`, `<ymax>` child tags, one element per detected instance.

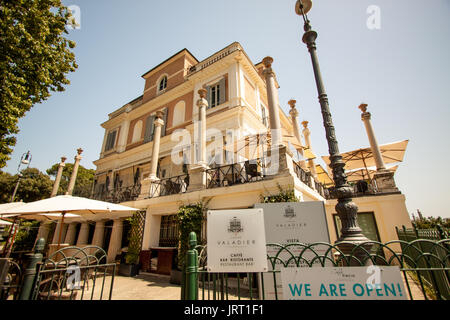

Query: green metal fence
<box><xmin>1</xmin><ymin>239</ymin><xmax>116</xmax><ymax>301</ymax></box>
<box><xmin>396</xmin><ymin>225</ymin><xmax>450</xmax><ymax>299</ymax></box>
<box><xmin>183</xmin><ymin>232</ymin><xmax>450</xmax><ymax>300</ymax></box>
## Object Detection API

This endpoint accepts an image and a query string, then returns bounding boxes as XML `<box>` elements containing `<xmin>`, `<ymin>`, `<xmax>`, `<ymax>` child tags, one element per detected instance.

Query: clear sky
<box><xmin>4</xmin><ymin>0</ymin><xmax>450</xmax><ymax>218</ymax></box>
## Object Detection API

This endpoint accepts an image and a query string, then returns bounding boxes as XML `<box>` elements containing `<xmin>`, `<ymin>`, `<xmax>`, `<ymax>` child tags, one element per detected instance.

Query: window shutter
<box><xmin>144</xmin><ymin>115</ymin><xmax>155</xmax><ymax>143</ymax></box>
<box><xmin>205</xmin><ymin>86</ymin><xmax>211</xmax><ymax>108</ymax></box>
<box><xmin>218</xmin><ymin>78</ymin><xmax>226</xmax><ymax>105</ymax></box>
<box><xmin>161</xmin><ymin>108</ymin><xmax>168</xmax><ymax>137</ymax></box>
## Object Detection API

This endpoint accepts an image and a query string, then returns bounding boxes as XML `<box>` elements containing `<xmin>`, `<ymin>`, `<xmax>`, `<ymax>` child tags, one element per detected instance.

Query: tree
<box><xmin>46</xmin><ymin>163</ymin><xmax>95</xmax><ymax>197</ymax></box>
<box><xmin>0</xmin><ymin>168</ymin><xmax>53</xmax><ymax>203</ymax></box>
<box><xmin>0</xmin><ymin>0</ymin><xmax>78</xmax><ymax>168</ymax></box>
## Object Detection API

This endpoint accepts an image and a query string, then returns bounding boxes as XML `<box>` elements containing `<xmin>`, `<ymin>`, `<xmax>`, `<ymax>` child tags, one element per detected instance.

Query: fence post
<box><xmin>18</xmin><ymin>238</ymin><xmax>45</xmax><ymax>300</ymax></box>
<box><xmin>185</xmin><ymin>232</ymin><xmax>198</xmax><ymax>300</ymax></box>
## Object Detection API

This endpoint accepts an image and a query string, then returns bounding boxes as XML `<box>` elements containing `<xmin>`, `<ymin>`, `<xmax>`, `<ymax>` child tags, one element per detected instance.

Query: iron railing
<box><xmin>206</xmin><ymin>159</ymin><xmax>265</xmax><ymax>189</ymax></box>
<box><xmin>92</xmin><ymin>184</ymin><xmax>141</xmax><ymax>204</ymax></box>
<box><xmin>31</xmin><ymin>245</ymin><xmax>116</xmax><ymax>300</ymax></box>
<box><xmin>0</xmin><ymin>260</ymin><xmax>22</xmax><ymax>300</ymax></box>
<box><xmin>149</xmin><ymin>174</ymin><xmax>189</xmax><ymax>198</ymax></box>
<box><xmin>183</xmin><ymin>234</ymin><xmax>450</xmax><ymax>300</ymax></box>
<box><xmin>292</xmin><ymin>161</ymin><xmax>328</xmax><ymax>198</ymax></box>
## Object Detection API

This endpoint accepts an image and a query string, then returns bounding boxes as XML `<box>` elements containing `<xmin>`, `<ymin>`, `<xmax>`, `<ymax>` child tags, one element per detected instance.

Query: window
<box><xmin>206</xmin><ymin>77</ymin><xmax>226</xmax><ymax>108</ymax></box>
<box><xmin>210</xmin><ymin>83</ymin><xmax>220</xmax><ymax>108</ymax></box>
<box><xmin>104</xmin><ymin>130</ymin><xmax>117</xmax><ymax>152</ymax></box>
<box><xmin>143</xmin><ymin>115</ymin><xmax>155</xmax><ymax>143</ymax></box>
<box><xmin>158</xmin><ymin>75</ymin><xmax>167</xmax><ymax>92</ymax></box>
<box><xmin>143</xmin><ymin>109</ymin><xmax>167</xmax><ymax>143</ymax></box>
<box><xmin>159</xmin><ymin>215</ymin><xmax>179</xmax><ymax>247</ymax></box>
<box><xmin>333</xmin><ymin>212</ymin><xmax>381</xmax><ymax>243</ymax></box>
<box><xmin>261</xmin><ymin>105</ymin><xmax>269</xmax><ymax>127</ymax></box>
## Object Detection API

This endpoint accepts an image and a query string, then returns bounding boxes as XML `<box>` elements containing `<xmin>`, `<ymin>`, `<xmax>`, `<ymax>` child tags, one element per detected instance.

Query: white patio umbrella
<box><xmin>1</xmin><ymin>195</ymin><xmax>139</xmax><ymax>249</ymax></box>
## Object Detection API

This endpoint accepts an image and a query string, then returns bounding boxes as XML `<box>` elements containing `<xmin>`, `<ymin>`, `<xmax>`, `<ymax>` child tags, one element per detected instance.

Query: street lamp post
<box><xmin>294</xmin><ymin>1</ymin><xmax>372</xmax><ymax>256</ymax></box>
<box><xmin>10</xmin><ymin>151</ymin><xmax>32</xmax><ymax>203</ymax></box>
<box><xmin>3</xmin><ymin>151</ymin><xmax>32</xmax><ymax>257</ymax></box>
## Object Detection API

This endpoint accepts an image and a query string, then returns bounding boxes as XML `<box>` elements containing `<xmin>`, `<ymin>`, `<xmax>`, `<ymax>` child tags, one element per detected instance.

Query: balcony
<box><xmin>92</xmin><ymin>184</ymin><xmax>141</xmax><ymax>204</ymax></box>
<box><xmin>149</xmin><ymin>174</ymin><xmax>190</xmax><ymax>198</ymax></box>
<box><xmin>292</xmin><ymin>161</ymin><xmax>328</xmax><ymax>199</ymax></box>
<box><xmin>206</xmin><ymin>158</ymin><xmax>266</xmax><ymax>189</ymax></box>
<box><xmin>324</xmin><ymin>180</ymin><xmax>388</xmax><ymax>200</ymax></box>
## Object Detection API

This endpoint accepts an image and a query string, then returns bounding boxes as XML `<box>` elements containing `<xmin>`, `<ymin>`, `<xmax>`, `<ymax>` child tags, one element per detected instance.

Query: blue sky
<box><xmin>4</xmin><ymin>0</ymin><xmax>450</xmax><ymax>218</ymax></box>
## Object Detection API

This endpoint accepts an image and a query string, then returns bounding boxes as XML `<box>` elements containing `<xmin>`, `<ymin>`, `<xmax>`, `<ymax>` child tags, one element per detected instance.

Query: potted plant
<box><xmin>119</xmin><ymin>246</ymin><xmax>140</xmax><ymax>277</ymax></box>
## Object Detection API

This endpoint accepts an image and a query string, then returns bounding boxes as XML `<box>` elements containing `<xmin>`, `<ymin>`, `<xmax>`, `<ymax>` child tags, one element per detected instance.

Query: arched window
<box><xmin>158</xmin><ymin>75</ymin><xmax>168</xmax><ymax>92</ymax></box>
<box><xmin>131</xmin><ymin>120</ymin><xmax>143</xmax><ymax>143</ymax></box>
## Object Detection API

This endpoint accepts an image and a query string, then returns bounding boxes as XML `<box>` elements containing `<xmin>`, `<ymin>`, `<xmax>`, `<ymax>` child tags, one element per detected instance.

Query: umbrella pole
<box><xmin>3</xmin><ymin>216</ymin><xmax>19</xmax><ymax>258</ymax></box>
<box><xmin>56</xmin><ymin>212</ymin><xmax>66</xmax><ymax>251</ymax></box>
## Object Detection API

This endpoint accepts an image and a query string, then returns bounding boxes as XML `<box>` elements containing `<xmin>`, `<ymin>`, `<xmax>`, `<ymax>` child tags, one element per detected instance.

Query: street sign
<box><xmin>207</xmin><ymin>208</ymin><xmax>268</xmax><ymax>273</ymax></box>
<box><xmin>281</xmin><ymin>266</ymin><xmax>408</xmax><ymax>300</ymax></box>
<box><xmin>255</xmin><ymin>202</ymin><xmax>330</xmax><ymax>299</ymax></box>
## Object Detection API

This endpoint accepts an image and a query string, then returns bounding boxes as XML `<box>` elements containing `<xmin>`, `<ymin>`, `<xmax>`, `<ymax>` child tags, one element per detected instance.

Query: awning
<box><xmin>321</xmin><ymin>140</ymin><xmax>409</xmax><ymax>172</ymax></box>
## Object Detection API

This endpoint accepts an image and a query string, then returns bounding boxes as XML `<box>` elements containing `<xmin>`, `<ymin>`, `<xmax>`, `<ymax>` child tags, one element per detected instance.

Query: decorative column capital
<box><xmin>154</xmin><ymin>111</ymin><xmax>165</xmax><ymax>127</ymax></box>
<box><xmin>301</xmin><ymin>120</ymin><xmax>309</xmax><ymax>129</ymax></box>
<box><xmin>74</xmin><ymin>148</ymin><xmax>83</xmax><ymax>161</ymax></box>
<box><xmin>197</xmin><ymin>89</ymin><xmax>209</xmax><ymax>108</ymax></box>
<box><xmin>262</xmin><ymin>56</ymin><xmax>275</xmax><ymax>77</ymax></box>
<box><xmin>359</xmin><ymin>103</ymin><xmax>371</xmax><ymax>120</ymax></box>
<box><xmin>288</xmin><ymin>99</ymin><xmax>298</xmax><ymax>117</ymax></box>
<box><xmin>59</xmin><ymin>157</ymin><xmax>67</xmax><ymax>167</ymax></box>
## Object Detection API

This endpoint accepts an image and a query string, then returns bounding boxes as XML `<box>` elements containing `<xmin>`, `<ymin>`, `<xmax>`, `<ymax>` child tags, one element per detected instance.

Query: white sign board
<box><xmin>207</xmin><ymin>209</ymin><xmax>268</xmax><ymax>273</ymax></box>
<box><xmin>254</xmin><ymin>202</ymin><xmax>331</xmax><ymax>299</ymax></box>
<box><xmin>281</xmin><ymin>266</ymin><xmax>408</xmax><ymax>300</ymax></box>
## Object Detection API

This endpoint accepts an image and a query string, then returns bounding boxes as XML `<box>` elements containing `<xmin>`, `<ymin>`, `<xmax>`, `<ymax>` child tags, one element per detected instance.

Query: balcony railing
<box><xmin>149</xmin><ymin>174</ymin><xmax>189</xmax><ymax>198</ymax></box>
<box><xmin>187</xmin><ymin>43</ymin><xmax>241</xmax><ymax>76</ymax></box>
<box><xmin>293</xmin><ymin>161</ymin><xmax>313</xmax><ymax>188</ymax></box>
<box><xmin>324</xmin><ymin>180</ymin><xmax>379</xmax><ymax>200</ymax></box>
<box><xmin>293</xmin><ymin>161</ymin><xmax>328</xmax><ymax>198</ymax></box>
<box><xmin>92</xmin><ymin>184</ymin><xmax>141</xmax><ymax>204</ymax></box>
<box><xmin>206</xmin><ymin>159</ymin><xmax>265</xmax><ymax>189</ymax></box>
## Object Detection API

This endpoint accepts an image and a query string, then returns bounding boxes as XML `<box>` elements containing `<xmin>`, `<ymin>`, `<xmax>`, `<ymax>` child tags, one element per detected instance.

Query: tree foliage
<box><xmin>46</xmin><ymin>163</ymin><xmax>95</xmax><ymax>198</ymax></box>
<box><xmin>413</xmin><ymin>216</ymin><xmax>450</xmax><ymax>229</ymax></box>
<box><xmin>0</xmin><ymin>167</ymin><xmax>53</xmax><ymax>203</ymax></box>
<box><xmin>0</xmin><ymin>0</ymin><xmax>77</xmax><ymax>168</ymax></box>
<box><xmin>260</xmin><ymin>184</ymin><xmax>300</xmax><ymax>203</ymax></box>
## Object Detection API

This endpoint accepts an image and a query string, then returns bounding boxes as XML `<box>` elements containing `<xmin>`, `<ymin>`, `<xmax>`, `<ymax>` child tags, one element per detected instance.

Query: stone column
<box><xmin>288</xmin><ymin>99</ymin><xmax>308</xmax><ymax>170</ymax></box>
<box><xmin>359</xmin><ymin>104</ymin><xmax>386</xmax><ymax>171</ymax></box>
<box><xmin>66</xmin><ymin>148</ymin><xmax>83</xmax><ymax>196</ymax></box>
<box><xmin>288</xmin><ymin>100</ymin><xmax>304</xmax><ymax>148</ymax></box>
<box><xmin>64</xmin><ymin>223</ymin><xmax>77</xmax><ymax>245</ymax></box>
<box><xmin>107</xmin><ymin>219</ymin><xmax>124</xmax><ymax>263</ymax></box>
<box><xmin>51</xmin><ymin>157</ymin><xmax>66</xmax><ymax>197</ymax></box>
<box><xmin>359</xmin><ymin>104</ymin><xmax>398</xmax><ymax>192</ymax></box>
<box><xmin>149</xmin><ymin>111</ymin><xmax>165</xmax><ymax>180</ymax></box>
<box><xmin>188</xmin><ymin>90</ymin><xmax>210</xmax><ymax>192</ymax></box>
<box><xmin>262</xmin><ymin>57</ymin><xmax>282</xmax><ymax>147</ymax></box>
<box><xmin>36</xmin><ymin>221</ymin><xmax>52</xmax><ymax>243</ymax></box>
<box><xmin>76</xmin><ymin>222</ymin><xmax>90</xmax><ymax>246</ymax></box>
<box><xmin>92</xmin><ymin>220</ymin><xmax>105</xmax><ymax>248</ymax></box>
<box><xmin>52</xmin><ymin>222</ymin><xmax>68</xmax><ymax>244</ymax></box>
<box><xmin>197</xmin><ymin>88</ymin><xmax>208</xmax><ymax>166</ymax></box>
<box><xmin>302</xmin><ymin>121</ymin><xmax>317</xmax><ymax>178</ymax></box>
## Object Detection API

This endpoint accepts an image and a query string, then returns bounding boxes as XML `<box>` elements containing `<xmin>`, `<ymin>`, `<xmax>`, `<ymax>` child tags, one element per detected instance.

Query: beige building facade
<box><xmin>43</xmin><ymin>42</ymin><xmax>411</xmax><ymax>273</ymax></box>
